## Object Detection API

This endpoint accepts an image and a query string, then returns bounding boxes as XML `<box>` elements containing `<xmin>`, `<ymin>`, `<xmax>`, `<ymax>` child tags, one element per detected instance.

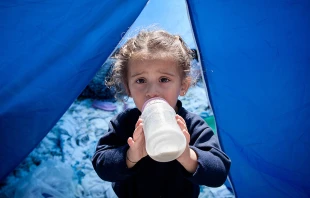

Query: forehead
<box><xmin>128</xmin><ymin>58</ymin><xmax>181</xmax><ymax>75</ymax></box>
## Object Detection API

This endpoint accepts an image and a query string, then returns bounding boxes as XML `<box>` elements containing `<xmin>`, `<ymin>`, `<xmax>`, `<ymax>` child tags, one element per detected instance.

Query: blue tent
<box><xmin>0</xmin><ymin>0</ymin><xmax>309</xmax><ymax>197</ymax></box>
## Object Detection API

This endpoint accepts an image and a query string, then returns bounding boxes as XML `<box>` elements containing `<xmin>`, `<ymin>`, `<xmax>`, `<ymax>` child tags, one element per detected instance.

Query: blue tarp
<box><xmin>187</xmin><ymin>0</ymin><xmax>310</xmax><ymax>197</ymax></box>
<box><xmin>0</xmin><ymin>0</ymin><xmax>148</xmax><ymax>181</ymax></box>
<box><xmin>1</xmin><ymin>0</ymin><xmax>310</xmax><ymax>197</ymax></box>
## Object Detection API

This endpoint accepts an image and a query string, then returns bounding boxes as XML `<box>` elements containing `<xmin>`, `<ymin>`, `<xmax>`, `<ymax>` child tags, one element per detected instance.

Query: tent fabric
<box><xmin>187</xmin><ymin>0</ymin><xmax>310</xmax><ymax>197</ymax></box>
<box><xmin>0</xmin><ymin>0</ymin><xmax>148</xmax><ymax>181</ymax></box>
<box><xmin>1</xmin><ymin>0</ymin><xmax>310</xmax><ymax>197</ymax></box>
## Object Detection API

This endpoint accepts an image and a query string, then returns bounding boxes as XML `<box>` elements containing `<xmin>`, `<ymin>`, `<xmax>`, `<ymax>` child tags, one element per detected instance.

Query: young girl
<box><xmin>92</xmin><ymin>29</ymin><xmax>231</xmax><ymax>198</ymax></box>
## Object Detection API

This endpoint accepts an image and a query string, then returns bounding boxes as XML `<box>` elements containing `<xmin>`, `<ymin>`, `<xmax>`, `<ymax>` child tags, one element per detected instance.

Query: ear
<box><xmin>180</xmin><ymin>77</ymin><xmax>191</xmax><ymax>96</ymax></box>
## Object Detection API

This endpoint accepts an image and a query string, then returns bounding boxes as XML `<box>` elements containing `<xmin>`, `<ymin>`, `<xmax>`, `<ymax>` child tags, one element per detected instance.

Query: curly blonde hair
<box><xmin>106</xmin><ymin>29</ymin><xmax>194</xmax><ymax>101</ymax></box>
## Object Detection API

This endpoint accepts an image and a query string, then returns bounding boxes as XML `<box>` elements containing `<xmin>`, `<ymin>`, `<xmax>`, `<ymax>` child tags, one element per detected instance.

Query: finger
<box><xmin>135</xmin><ymin>124</ymin><xmax>145</xmax><ymax>142</ymax></box>
<box><xmin>175</xmin><ymin>116</ymin><xmax>190</xmax><ymax>143</ymax></box>
<box><xmin>181</xmin><ymin>128</ymin><xmax>190</xmax><ymax>144</ymax></box>
<box><xmin>176</xmin><ymin>115</ymin><xmax>186</xmax><ymax>128</ymax></box>
<box><xmin>133</xmin><ymin>123</ymin><xmax>143</xmax><ymax>141</ymax></box>
<box><xmin>176</xmin><ymin>114</ymin><xmax>186</xmax><ymax>124</ymax></box>
<box><xmin>135</xmin><ymin>118</ymin><xmax>143</xmax><ymax>128</ymax></box>
<box><xmin>177</xmin><ymin>118</ymin><xmax>187</xmax><ymax>131</ymax></box>
<box><xmin>134</xmin><ymin>131</ymin><xmax>145</xmax><ymax>146</ymax></box>
<box><xmin>127</xmin><ymin>137</ymin><xmax>134</xmax><ymax>147</ymax></box>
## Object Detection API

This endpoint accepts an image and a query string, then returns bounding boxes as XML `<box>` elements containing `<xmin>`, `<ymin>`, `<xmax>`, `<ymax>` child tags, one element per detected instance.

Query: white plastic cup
<box><xmin>141</xmin><ymin>97</ymin><xmax>186</xmax><ymax>162</ymax></box>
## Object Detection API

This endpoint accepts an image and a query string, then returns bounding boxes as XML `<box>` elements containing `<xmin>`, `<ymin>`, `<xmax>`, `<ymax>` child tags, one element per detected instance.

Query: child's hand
<box><xmin>126</xmin><ymin>118</ymin><xmax>147</xmax><ymax>166</ymax></box>
<box><xmin>176</xmin><ymin>114</ymin><xmax>191</xmax><ymax>161</ymax></box>
<box><xmin>176</xmin><ymin>114</ymin><xmax>198</xmax><ymax>173</ymax></box>
<box><xmin>176</xmin><ymin>115</ymin><xmax>190</xmax><ymax>144</ymax></box>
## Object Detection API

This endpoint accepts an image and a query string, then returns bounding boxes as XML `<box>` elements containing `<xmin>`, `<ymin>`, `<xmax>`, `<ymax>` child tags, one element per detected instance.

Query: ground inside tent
<box><xmin>0</xmin><ymin>79</ymin><xmax>234</xmax><ymax>198</ymax></box>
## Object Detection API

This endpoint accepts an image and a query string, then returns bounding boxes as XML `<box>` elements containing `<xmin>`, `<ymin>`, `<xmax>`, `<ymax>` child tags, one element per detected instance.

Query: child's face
<box><xmin>127</xmin><ymin>58</ymin><xmax>190</xmax><ymax>112</ymax></box>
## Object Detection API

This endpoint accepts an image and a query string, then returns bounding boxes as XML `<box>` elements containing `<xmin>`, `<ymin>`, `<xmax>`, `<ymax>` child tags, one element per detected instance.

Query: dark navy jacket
<box><xmin>92</xmin><ymin>101</ymin><xmax>231</xmax><ymax>198</ymax></box>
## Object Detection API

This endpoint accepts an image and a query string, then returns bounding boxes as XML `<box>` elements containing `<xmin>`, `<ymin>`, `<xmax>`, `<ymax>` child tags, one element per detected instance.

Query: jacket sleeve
<box><xmin>182</xmin><ymin>113</ymin><xmax>231</xmax><ymax>187</ymax></box>
<box><xmin>92</xmin><ymin>109</ymin><xmax>141</xmax><ymax>182</ymax></box>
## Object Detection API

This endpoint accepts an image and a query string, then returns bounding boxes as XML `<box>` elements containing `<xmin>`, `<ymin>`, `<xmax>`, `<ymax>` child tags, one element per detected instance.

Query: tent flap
<box><xmin>187</xmin><ymin>0</ymin><xmax>310</xmax><ymax>197</ymax></box>
<box><xmin>0</xmin><ymin>0</ymin><xmax>147</xmax><ymax>181</ymax></box>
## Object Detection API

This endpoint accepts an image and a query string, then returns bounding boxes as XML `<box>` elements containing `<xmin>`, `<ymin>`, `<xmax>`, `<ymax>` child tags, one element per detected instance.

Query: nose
<box><xmin>146</xmin><ymin>83</ymin><xmax>159</xmax><ymax>98</ymax></box>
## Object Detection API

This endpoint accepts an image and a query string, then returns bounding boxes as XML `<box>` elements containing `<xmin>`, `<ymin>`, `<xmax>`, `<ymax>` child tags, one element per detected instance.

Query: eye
<box><xmin>136</xmin><ymin>78</ymin><xmax>146</xmax><ymax>84</ymax></box>
<box><xmin>159</xmin><ymin>77</ymin><xmax>170</xmax><ymax>83</ymax></box>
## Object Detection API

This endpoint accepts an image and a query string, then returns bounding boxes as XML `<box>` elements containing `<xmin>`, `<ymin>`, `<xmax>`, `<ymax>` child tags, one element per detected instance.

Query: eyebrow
<box><xmin>158</xmin><ymin>70</ymin><xmax>176</xmax><ymax>77</ymax></box>
<box><xmin>130</xmin><ymin>71</ymin><xmax>145</xmax><ymax>78</ymax></box>
<box><xmin>130</xmin><ymin>70</ymin><xmax>176</xmax><ymax>78</ymax></box>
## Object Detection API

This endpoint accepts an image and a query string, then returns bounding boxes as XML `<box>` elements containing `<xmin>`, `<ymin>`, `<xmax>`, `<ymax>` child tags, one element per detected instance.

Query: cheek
<box><xmin>132</xmin><ymin>84</ymin><xmax>145</xmax><ymax>92</ymax></box>
<box><xmin>132</xmin><ymin>98</ymin><xmax>144</xmax><ymax>111</ymax></box>
<box><xmin>161</xmin><ymin>82</ymin><xmax>181</xmax><ymax>92</ymax></box>
<box><xmin>160</xmin><ymin>82</ymin><xmax>176</xmax><ymax>90</ymax></box>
